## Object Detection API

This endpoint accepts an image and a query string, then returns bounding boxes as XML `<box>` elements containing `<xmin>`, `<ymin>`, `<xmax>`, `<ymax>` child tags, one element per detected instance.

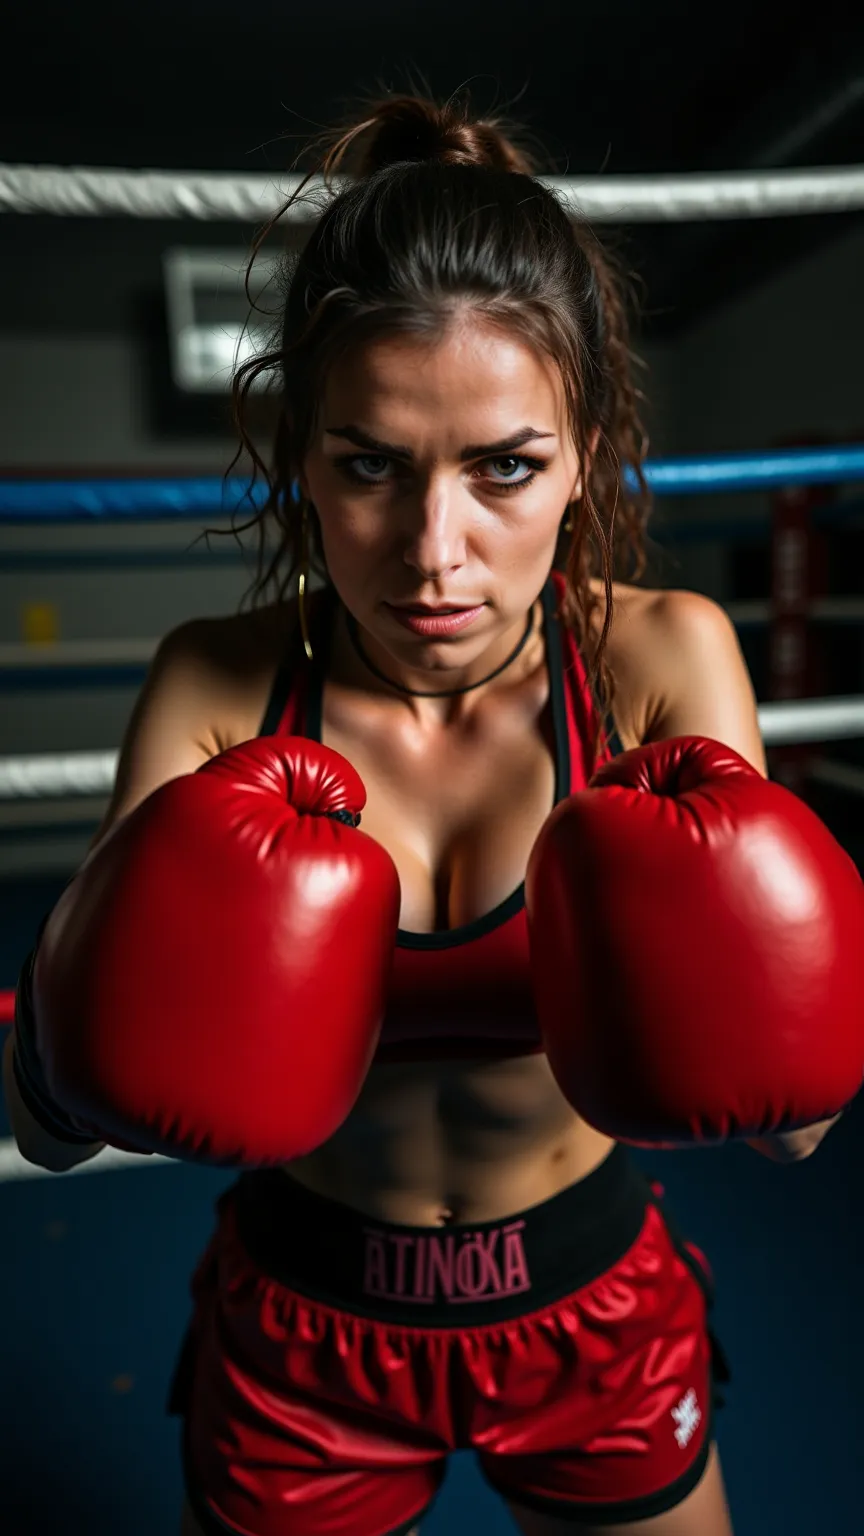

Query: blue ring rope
<box><xmin>2</xmin><ymin>445</ymin><xmax>864</xmax><ymax>520</ymax></box>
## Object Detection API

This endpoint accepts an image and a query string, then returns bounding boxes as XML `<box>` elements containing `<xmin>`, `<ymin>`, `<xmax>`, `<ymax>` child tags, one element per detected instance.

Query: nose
<box><xmin>401</xmin><ymin>483</ymin><xmax>466</xmax><ymax>581</ymax></box>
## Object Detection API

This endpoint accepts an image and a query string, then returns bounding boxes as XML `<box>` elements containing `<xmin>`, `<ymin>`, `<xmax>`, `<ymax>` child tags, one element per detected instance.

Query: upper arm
<box><xmin>630</xmin><ymin>590</ymin><xmax>768</xmax><ymax>776</ymax></box>
<box><xmin>5</xmin><ymin>617</ymin><xmax>254</xmax><ymax>1172</ymax></box>
<box><xmin>92</xmin><ymin>619</ymin><xmax>228</xmax><ymax>845</ymax></box>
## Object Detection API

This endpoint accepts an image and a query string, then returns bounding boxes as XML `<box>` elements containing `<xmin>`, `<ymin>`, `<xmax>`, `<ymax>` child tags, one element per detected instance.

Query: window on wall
<box><xmin>162</xmin><ymin>248</ymin><xmax>281</xmax><ymax>394</ymax></box>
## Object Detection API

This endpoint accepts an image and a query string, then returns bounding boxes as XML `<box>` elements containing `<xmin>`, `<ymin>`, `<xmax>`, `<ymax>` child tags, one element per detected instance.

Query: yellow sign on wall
<box><xmin>21</xmin><ymin>602</ymin><xmax>60</xmax><ymax>645</ymax></box>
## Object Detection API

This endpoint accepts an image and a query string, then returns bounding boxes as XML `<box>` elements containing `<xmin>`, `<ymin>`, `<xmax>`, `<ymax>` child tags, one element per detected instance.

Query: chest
<box><xmin>321</xmin><ymin>683</ymin><xmax>558</xmax><ymax>934</ymax></box>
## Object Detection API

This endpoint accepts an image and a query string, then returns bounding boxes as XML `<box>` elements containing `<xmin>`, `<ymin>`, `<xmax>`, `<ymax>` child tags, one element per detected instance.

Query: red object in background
<box><xmin>768</xmin><ymin>449</ymin><xmax>833</xmax><ymax>791</ymax></box>
<box><xmin>0</xmin><ymin>990</ymin><xmax>13</xmax><ymax>1026</ymax></box>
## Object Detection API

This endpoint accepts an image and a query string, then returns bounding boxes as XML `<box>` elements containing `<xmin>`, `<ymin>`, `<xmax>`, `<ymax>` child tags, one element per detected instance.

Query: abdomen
<box><xmin>285</xmin><ymin>1053</ymin><xmax>614</xmax><ymax>1224</ymax></box>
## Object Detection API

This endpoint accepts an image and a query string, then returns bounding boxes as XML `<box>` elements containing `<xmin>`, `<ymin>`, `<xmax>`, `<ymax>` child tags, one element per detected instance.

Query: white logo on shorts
<box><xmin>672</xmin><ymin>1388</ymin><xmax>702</xmax><ymax>1449</ymax></box>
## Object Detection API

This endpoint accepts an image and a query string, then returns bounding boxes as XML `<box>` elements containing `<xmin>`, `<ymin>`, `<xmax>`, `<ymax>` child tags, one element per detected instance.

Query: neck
<box><xmin>335</xmin><ymin>600</ymin><xmax>543</xmax><ymax>721</ymax></box>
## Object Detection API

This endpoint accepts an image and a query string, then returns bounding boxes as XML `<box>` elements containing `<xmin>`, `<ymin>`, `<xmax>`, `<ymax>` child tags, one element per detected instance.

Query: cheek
<box><xmin>313</xmin><ymin>508</ymin><xmax>393</xmax><ymax>596</ymax></box>
<box><xmin>305</xmin><ymin>472</ymin><xmax>377</xmax><ymax>551</ymax></box>
<box><xmin>318</xmin><ymin>507</ymin><xmax>389</xmax><ymax>560</ymax></box>
<box><xmin>494</xmin><ymin>478</ymin><xmax>570</xmax><ymax>549</ymax></box>
<box><xmin>466</xmin><ymin>472</ymin><xmax>572</xmax><ymax>553</ymax></box>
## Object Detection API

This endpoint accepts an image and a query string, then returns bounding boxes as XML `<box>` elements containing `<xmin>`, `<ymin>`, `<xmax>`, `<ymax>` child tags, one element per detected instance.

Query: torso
<box><xmin>200</xmin><ymin>577</ymin><xmax>658</xmax><ymax>1226</ymax></box>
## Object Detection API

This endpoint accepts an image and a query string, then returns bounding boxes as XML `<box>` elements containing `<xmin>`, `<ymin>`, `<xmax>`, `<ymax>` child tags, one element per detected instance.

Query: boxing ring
<box><xmin>1</xmin><ymin>444</ymin><xmax>863</xmax><ymax>1189</ymax></box>
<box><xmin>1</xmin><ymin>151</ymin><xmax>863</xmax><ymax>1536</ymax></box>
<box><xmin>1</xmin><ymin>157</ymin><xmax>864</xmax><ymax>1168</ymax></box>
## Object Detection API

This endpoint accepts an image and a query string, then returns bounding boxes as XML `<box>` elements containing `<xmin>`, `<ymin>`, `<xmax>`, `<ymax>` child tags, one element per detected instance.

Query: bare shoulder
<box><xmin>605</xmin><ymin>582</ymin><xmax>739</xmax><ymax>661</ymax></box>
<box><xmin>161</xmin><ymin>599</ymin><xmax>295</xmax><ymax>677</ymax></box>
<box><xmin>585</xmin><ymin>580</ymin><xmax>693</xmax><ymax>733</ymax></box>
<box><xmin>95</xmin><ymin>598</ymin><xmax>299</xmax><ymax>839</ymax></box>
<box><xmin>155</xmin><ymin>599</ymin><xmax>298</xmax><ymax>734</ymax></box>
<box><xmin>590</xmin><ymin>581</ymin><xmax>766</xmax><ymax>772</ymax></box>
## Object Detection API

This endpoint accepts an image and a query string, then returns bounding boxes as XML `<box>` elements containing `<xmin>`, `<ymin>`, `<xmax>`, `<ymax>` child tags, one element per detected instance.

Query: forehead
<box><xmin>319</xmin><ymin>316</ymin><xmax>567</xmax><ymax>433</ymax></box>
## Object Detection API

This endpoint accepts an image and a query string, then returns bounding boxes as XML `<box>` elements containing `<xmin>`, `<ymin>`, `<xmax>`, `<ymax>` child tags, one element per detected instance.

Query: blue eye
<box><xmin>335</xmin><ymin>451</ymin><xmax>547</xmax><ymax>491</ymax></box>
<box><xmin>348</xmin><ymin>455</ymin><xmax>392</xmax><ymax>482</ymax></box>
<box><xmin>483</xmin><ymin>456</ymin><xmax>546</xmax><ymax>490</ymax></box>
<box><xmin>487</xmin><ymin>456</ymin><xmax>531</xmax><ymax>483</ymax></box>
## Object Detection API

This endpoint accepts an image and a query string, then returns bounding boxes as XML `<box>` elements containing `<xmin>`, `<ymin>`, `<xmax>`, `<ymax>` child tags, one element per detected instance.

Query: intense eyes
<box><xmin>335</xmin><ymin>454</ymin><xmax>547</xmax><ymax>493</ymax></box>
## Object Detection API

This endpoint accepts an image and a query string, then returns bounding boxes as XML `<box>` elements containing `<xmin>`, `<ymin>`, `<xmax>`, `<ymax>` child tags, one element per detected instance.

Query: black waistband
<box><xmin>229</xmin><ymin>1144</ymin><xmax>651</xmax><ymax>1326</ymax></box>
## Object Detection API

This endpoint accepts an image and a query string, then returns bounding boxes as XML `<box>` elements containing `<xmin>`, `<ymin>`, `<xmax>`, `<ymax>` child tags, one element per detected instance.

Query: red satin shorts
<box><xmin>169</xmin><ymin>1147</ymin><xmax>726</xmax><ymax>1535</ymax></box>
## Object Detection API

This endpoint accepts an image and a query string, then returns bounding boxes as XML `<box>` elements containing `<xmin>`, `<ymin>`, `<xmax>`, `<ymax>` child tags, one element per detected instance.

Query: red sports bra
<box><xmin>259</xmin><ymin>570</ymin><xmax>620</xmax><ymax>1062</ymax></box>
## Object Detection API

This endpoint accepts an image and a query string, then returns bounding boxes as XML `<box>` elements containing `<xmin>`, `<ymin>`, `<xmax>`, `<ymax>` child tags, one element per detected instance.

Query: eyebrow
<box><xmin>324</xmin><ymin>424</ymin><xmax>557</xmax><ymax>460</ymax></box>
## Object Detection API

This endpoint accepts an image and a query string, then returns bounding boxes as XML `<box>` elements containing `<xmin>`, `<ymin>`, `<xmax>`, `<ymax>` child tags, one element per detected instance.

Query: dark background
<box><xmin>1</xmin><ymin>10</ymin><xmax>863</xmax><ymax>1535</ymax></box>
<box><xmin>4</xmin><ymin>0</ymin><xmax>864</xmax><ymax>336</ymax></box>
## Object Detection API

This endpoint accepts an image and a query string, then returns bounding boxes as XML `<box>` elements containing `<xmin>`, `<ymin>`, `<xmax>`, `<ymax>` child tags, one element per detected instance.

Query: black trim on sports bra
<box><xmin>258</xmin><ymin>578</ymin><xmax>571</xmax><ymax>952</ymax></box>
<box><xmin>257</xmin><ymin>619</ymin><xmax>308</xmax><ymax>737</ymax></box>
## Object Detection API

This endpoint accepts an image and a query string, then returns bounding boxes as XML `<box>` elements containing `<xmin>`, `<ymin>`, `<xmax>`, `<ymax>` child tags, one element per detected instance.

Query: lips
<box><xmin>391</xmin><ymin>604</ymin><xmax>480</xmax><ymax>614</ymax></box>
<box><xmin>387</xmin><ymin>603</ymin><xmax>487</xmax><ymax>637</ymax></box>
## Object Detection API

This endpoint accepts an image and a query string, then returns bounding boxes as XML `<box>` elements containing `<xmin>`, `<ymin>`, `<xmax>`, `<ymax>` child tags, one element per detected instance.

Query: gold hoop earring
<box><xmin>298</xmin><ymin>502</ymin><xmax>314</xmax><ymax>662</ymax></box>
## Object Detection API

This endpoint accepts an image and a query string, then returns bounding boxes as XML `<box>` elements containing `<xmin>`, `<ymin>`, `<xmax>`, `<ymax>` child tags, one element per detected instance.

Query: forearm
<box><xmin>746</xmin><ymin>1113</ymin><xmax>842</xmax><ymax>1164</ymax></box>
<box><xmin>3</xmin><ymin>1030</ymin><xmax>105</xmax><ymax>1174</ymax></box>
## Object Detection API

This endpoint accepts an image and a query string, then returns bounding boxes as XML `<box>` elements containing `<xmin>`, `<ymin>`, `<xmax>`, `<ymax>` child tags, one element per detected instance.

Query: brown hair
<box><xmin>230</xmin><ymin>93</ymin><xmax>652</xmax><ymax>715</ymax></box>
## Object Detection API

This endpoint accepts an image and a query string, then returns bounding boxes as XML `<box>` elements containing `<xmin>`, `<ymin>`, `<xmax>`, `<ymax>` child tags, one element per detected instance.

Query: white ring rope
<box><xmin>0</xmin><ymin>1140</ymin><xmax>172</xmax><ymax>1182</ymax></box>
<box><xmin>0</xmin><ymin>696</ymin><xmax>862</xmax><ymax>801</ymax></box>
<box><xmin>2</xmin><ymin>163</ymin><xmax>864</xmax><ymax>224</ymax></box>
<box><xmin>0</xmin><ymin>751</ymin><xmax>118</xmax><ymax>799</ymax></box>
<box><xmin>758</xmin><ymin>696</ymin><xmax>864</xmax><ymax>747</ymax></box>
<box><xmin>725</xmin><ymin>598</ymin><xmax>864</xmax><ymax>625</ymax></box>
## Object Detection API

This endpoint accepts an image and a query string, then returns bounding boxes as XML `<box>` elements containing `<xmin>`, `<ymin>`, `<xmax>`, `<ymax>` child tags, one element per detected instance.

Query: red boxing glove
<box><xmin>32</xmin><ymin>738</ymin><xmax>400</xmax><ymax>1165</ymax></box>
<box><xmin>526</xmin><ymin>736</ymin><xmax>864</xmax><ymax>1147</ymax></box>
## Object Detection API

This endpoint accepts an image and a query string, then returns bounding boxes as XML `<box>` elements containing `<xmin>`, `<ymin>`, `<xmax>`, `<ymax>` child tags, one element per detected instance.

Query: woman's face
<box><xmin>301</xmin><ymin>313</ymin><xmax>583</xmax><ymax>683</ymax></box>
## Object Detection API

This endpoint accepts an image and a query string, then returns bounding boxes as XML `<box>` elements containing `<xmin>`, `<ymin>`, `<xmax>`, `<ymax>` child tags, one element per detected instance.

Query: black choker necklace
<box><xmin>345</xmin><ymin>606</ymin><xmax>536</xmax><ymax>698</ymax></box>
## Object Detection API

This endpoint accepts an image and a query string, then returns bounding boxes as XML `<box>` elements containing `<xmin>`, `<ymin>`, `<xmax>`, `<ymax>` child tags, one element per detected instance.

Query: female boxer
<box><xmin>5</xmin><ymin>94</ymin><xmax>848</xmax><ymax>1536</ymax></box>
